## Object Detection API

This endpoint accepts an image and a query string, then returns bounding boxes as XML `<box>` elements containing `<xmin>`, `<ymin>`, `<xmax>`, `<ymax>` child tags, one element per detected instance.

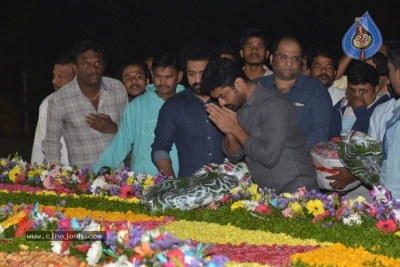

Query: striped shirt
<box><xmin>42</xmin><ymin>76</ymin><xmax>128</xmax><ymax>168</ymax></box>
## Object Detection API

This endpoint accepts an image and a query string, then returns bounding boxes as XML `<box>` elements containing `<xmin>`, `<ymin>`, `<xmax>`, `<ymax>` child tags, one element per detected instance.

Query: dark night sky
<box><xmin>1</xmin><ymin>0</ymin><xmax>399</xmax><ymax>140</ymax></box>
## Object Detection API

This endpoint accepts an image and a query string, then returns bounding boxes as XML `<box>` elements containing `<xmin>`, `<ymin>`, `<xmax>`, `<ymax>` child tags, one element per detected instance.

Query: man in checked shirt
<box><xmin>42</xmin><ymin>40</ymin><xmax>128</xmax><ymax>168</ymax></box>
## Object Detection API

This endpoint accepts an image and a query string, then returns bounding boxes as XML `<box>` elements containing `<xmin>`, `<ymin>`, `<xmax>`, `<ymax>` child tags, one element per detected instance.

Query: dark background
<box><xmin>1</xmin><ymin>0</ymin><xmax>399</xmax><ymax>160</ymax></box>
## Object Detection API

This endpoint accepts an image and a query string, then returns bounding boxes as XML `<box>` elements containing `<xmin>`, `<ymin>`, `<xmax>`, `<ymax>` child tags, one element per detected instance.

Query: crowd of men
<box><xmin>31</xmin><ymin>28</ymin><xmax>400</xmax><ymax>199</ymax></box>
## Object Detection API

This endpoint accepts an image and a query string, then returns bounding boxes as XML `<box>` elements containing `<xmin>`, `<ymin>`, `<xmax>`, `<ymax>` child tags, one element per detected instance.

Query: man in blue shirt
<box><xmin>151</xmin><ymin>40</ymin><xmax>225</xmax><ymax>178</ymax></box>
<box><xmin>94</xmin><ymin>53</ymin><xmax>184</xmax><ymax>175</ymax></box>
<box><xmin>259</xmin><ymin>36</ymin><xmax>332</xmax><ymax>148</ymax></box>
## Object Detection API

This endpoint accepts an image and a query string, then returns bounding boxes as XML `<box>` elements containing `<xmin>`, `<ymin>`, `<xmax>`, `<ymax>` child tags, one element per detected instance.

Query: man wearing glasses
<box><xmin>259</xmin><ymin>36</ymin><xmax>332</xmax><ymax>148</ymax></box>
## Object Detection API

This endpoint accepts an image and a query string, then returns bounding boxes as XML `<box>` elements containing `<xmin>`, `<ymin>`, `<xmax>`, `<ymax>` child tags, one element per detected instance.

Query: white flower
<box><xmin>0</xmin><ymin>224</ymin><xmax>4</xmax><ymax>235</ymax></box>
<box><xmin>91</xmin><ymin>177</ymin><xmax>107</xmax><ymax>193</ymax></box>
<box><xmin>83</xmin><ymin>221</ymin><xmax>100</xmax><ymax>232</ymax></box>
<box><xmin>117</xmin><ymin>230</ymin><xmax>128</xmax><ymax>244</ymax></box>
<box><xmin>63</xmin><ymin>166</ymin><xmax>73</xmax><ymax>171</ymax></box>
<box><xmin>51</xmin><ymin>240</ymin><xmax>69</xmax><ymax>255</ymax></box>
<box><xmin>342</xmin><ymin>214</ymin><xmax>362</xmax><ymax>226</ymax></box>
<box><xmin>103</xmin><ymin>255</ymin><xmax>135</xmax><ymax>267</ymax></box>
<box><xmin>241</xmin><ymin>200</ymin><xmax>259</xmax><ymax>211</ymax></box>
<box><xmin>86</xmin><ymin>241</ymin><xmax>103</xmax><ymax>266</ymax></box>
<box><xmin>141</xmin><ymin>229</ymin><xmax>161</xmax><ymax>243</ymax></box>
<box><xmin>33</xmin><ymin>212</ymin><xmax>54</xmax><ymax>228</ymax></box>
<box><xmin>70</xmin><ymin>173</ymin><xmax>79</xmax><ymax>182</ymax></box>
<box><xmin>40</xmin><ymin>170</ymin><xmax>48</xmax><ymax>181</ymax></box>
<box><xmin>392</xmin><ymin>208</ymin><xmax>400</xmax><ymax>222</ymax></box>
<box><xmin>136</xmin><ymin>173</ymin><xmax>147</xmax><ymax>183</ymax></box>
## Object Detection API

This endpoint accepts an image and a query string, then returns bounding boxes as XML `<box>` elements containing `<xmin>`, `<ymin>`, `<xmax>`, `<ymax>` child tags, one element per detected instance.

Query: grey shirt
<box><xmin>223</xmin><ymin>82</ymin><xmax>317</xmax><ymax>194</ymax></box>
<box><xmin>42</xmin><ymin>76</ymin><xmax>128</xmax><ymax>168</ymax></box>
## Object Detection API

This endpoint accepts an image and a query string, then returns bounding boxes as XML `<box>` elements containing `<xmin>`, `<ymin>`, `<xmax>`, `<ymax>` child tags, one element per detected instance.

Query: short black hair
<box><xmin>388</xmin><ymin>41</ymin><xmax>400</xmax><ymax>70</ymax></box>
<box><xmin>152</xmin><ymin>52</ymin><xmax>180</xmax><ymax>72</ymax></box>
<box><xmin>347</xmin><ymin>60</ymin><xmax>379</xmax><ymax>88</ymax></box>
<box><xmin>367</xmin><ymin>52</ymin><xmax>388</xmax><ymax>76</ymax></box>
<box><xmin>116</xmin><ymin>61</ymin><xmax>152</xmax><ymax>84</ymax></box>
<box><xmin>54</xmin><ymin>54</ymin><xmax>74</xmax><ymax>65</ymax></box>
<box><xmin>71</xmin><ymin>40</ymin><xmax>107</xmax><ymax>67</ymax></box>
<box><xmin>239</xmin><ymin>28</ymin><xmax>268</xmax><ymax>49</ymax></box>
<box><xmin>200</xmin><ymin>58</ymin><xmax>250</xmax><ymax>94</ymax></box>
<box><xmin>219</xmin><ymin>44</ymin><xmax>238</xmax><ymax>62</ymax></box>
<box><xmin>271</xmin><ymin>36</ymin><xmax>303</xmax><ymax>57</ymax></box>
<box><xmin>306</xmin><ymin>49</ymin><xmax>338</xmax><ymax>70</ymax></box>
<box><xmin>179</xmin><ymin>40</ymin><xmax>219</xmax><ymax>72</ymax></box>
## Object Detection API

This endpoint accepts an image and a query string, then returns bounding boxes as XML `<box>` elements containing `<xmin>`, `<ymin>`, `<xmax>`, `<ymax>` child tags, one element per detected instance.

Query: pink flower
<box><xmin>254</xmin><ymin>204</ymin><xmax>271</xmax><ymax>215</ymax></box>
<box><xmin>120</xmin><ymin>185</ymin><xmax>134</xmax><ymax>198</ymax></box>
<box><xmin>15</xmin><ymin>174</ymin><xmax>26</xmax><ymax>183</ymax></box>
<box><xmin>59</xmin><ymin>219</ymin><xmax>71</xmax><ymax>230</ymax></box>
<box><xmin>209</xmin><ymin>201</ymin><xmax>218</xmax><ymax>210</ymax></box>
<box><xmin>166</xmin><ymin>249</ymin><xmax>185</xmax><ymax>263</ymax></box>
<box><xmin>376</xmin><ymin>219</ymin><xmax>398</xmax><ymax>234</ymax></box>
<box><xmin>43</xmin><ymin>173</ymin><xmax>57</xmax><ymax>189</ymax></box>
<box><xmin>282</xmin><ymin>207</ymin><xmax>294</xmax><ymax>218</ymax></box>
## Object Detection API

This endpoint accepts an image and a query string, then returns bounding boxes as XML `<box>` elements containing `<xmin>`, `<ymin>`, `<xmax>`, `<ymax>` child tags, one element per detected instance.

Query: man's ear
<box><xmin>373</xmin><ymin>85</ymin><xmax>380</xmax><ymax>94</ymax></box>
<box><xmin>73</xmin><ymin>64</ymin><xmax>78</xmax><ymax>75</ymax></box>
<box><xmin>265</xmin><ymin>50</ymin><xmax>270</xmax><ymax>59</ymax></box>
<box><xmin>177</xmin><ymin>71</ymin><xmax>183</xmax><ymax>83</ymax></box>
<box><xmin>269</xmin><ymin>54</ymin><xmax>274</xmax><ymax>65</ymax></box>
<box><xmin>239</xmin><ymin>50</ymin><xmax>244</xmax><ymax>59</ymax></box>
<box><xmin>234</xmin><ymin>77</ymin><xmax>244</xmax><ymax>90</ymax></box>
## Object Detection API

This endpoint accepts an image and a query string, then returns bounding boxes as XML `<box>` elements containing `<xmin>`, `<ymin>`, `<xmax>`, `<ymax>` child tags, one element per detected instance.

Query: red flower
<box><xmin>254</xmin><ymin>204</ymin><xmax>272</xmax><ymax>215</ymax></box>
<box><xmin>376</xmin><ymin>219</ymin><xmax>398</xmax><ymax>234</ymax></box>
<box><xmin>120</xmin><ymin>185</ymin><xmax>134</xmax><ymax>198</ymax></box>
<box><xmin>43</xmin><ymin>207</ymin><xmax>55</xmax><ymax>217</ymax></box>
<box><xmin>15</xmin><ymin>174</ymin><xmax>26</xmax><ymax>183</ymax></box>
<box><xmin>75</xmin><ymin>243</ymin><xmax>91</xmax><ymax>253</ymax></box>
<box><xmin>219</xmin><ymin>194</ymin><xmax>233</xmax><ymax>204</ymax></box>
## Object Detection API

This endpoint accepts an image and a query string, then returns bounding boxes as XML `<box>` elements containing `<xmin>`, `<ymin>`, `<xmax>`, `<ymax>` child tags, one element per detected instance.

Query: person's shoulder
<box><xmin>102</xmin><ymin>77</ymin><xmax>125</xmax><ymax>91</ymax></box>
<box><xmin>257</xmin><ymin>74</ymin><xmax>274</xmax><ymax>84</ymax></box>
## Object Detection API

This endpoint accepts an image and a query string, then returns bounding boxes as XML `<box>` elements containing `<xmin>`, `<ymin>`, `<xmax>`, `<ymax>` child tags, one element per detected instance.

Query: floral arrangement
<box><xmin>0</xmin><ymin>202</ymin><xmax>228</xmax><ymax>266</ymax></box>
<box><xmin>0</xmin><ymin>155</ymin><xmax>170</xmax><ymax>200</ymax></box>
<box><xmin>224</xmin><ymin>183</ymin><xmax>400</xmax><ymax>234</ymax></box>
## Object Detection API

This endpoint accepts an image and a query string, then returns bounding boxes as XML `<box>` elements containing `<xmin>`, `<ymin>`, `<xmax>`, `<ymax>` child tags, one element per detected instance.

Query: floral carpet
<box><xmin>1</xmin><ymin>156</ymin><xmax>400</xmax><ymax>266</ymax></box>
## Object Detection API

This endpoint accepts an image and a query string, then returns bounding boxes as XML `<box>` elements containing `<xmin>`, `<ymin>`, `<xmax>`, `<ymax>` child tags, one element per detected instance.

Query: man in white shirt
<box><xmin>31</xmin><ymin>54</ymin><xmax>75</xmax><ymax>165</ymax></box>
<box><xmin>307</xmin><ymin>49</ymin><xmax>345</xmax><ymax>106</ymax></box>
<box><xmin>239</xmin><ymin>28</ymin><xmax>273</xmax><ymax>80</ymax></box>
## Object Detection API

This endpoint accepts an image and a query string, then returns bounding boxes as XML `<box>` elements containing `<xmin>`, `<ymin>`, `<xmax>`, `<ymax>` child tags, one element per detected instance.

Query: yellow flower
<box><xmin>282</xmin><ymin>192</ymin><xmax>295</xmax><ymax>199</ymax></box>
<box><xmin>8</xmin><ymin>167</ymin><xmax>22</xmax><ymax>182</ymax></box>
<box><xmin>231</xmin><ymin>201</ymin><xmax>245</xmax><ymax>210</ymax></box>
<box><xmin>126</xmin><ymin>177</ymin><xmax>134</xmax><ymax>185</ymax></box>
<box><xmin>349</xmin><ymin>196</ymin><xmax>366</xmax><ymax>208</ymax></box>
<box><xmin>0</xmin><ymin>159</ymin><xmax>7</xmax><ymax>166</ymax></box>
<box><xmin>143</xmin><ymin>177</ymin><xmax>154</xmax><ymax>190</ymax></box>
<box><xmin>248</xmin><ymin>184</ymin><xmax>262</xmax><ymax>201</ymax></box>
<box><xmin>28</xmin><ymin>168</ymin><xmax>43</xmax><ymax>177</ymax></box>
<box><xmin>395</xmin><ymin>231</ymin><xmax>400</xmax><ymax>237</ymax></box>
<box><xmin>290</xmin><ymin>202</ymin><xmax>303</xmax><ymax>214</ymax></box>
<box><xmin>305</xmin><ymin>199</ymin><xmax>325</xmax><ymax>217</ymax></box>
<box><xmin>126</xmin><ymin>197</ymin><xmax>140</xmax><ymax>204</ymax></box>
<box><xmin>231</xmin><ymin>187</ymin><xmax>241</xmax><ymax>195</ymax></box>
<box><xmin>0</xmin><ymin>211</ymin><xmax>25</xmax><ymax>229</ymax></box>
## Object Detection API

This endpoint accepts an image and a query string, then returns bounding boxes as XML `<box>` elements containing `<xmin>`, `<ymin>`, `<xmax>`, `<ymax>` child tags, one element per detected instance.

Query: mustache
<box><xmin>156</xmin><ymin>85</ymin><xmax>171</xmax><ymax>90</ymax></box>
<box><xmin>317</xmin><ymin>74</ymin><xmax>330</xmax><ymax>80</ymax></box>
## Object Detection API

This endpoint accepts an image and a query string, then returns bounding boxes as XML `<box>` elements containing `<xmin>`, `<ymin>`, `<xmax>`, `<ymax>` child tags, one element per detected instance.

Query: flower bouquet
<box><xmin>309</xmin><ymin>141</ymin><xmax>361</xmax><ymax>191</ymax></box>
<box><xmin>338</xmin><ymin>130</ymin><xmax>382</xmax><ymax>187</ymax></box>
